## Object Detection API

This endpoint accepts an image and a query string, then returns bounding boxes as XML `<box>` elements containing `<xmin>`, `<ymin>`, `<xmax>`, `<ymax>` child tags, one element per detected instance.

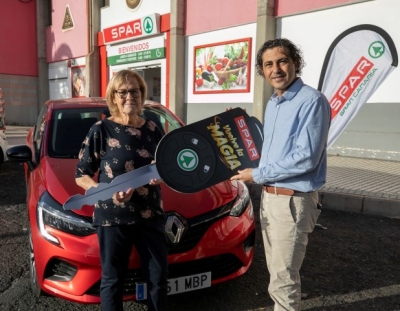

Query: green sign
<box><xmin>107</xmin><ymin>48</ymin><xmax>165</xmax><ymax>65</ymax></box>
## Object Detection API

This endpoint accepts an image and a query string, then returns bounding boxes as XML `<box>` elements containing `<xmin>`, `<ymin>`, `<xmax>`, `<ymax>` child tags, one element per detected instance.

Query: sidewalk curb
<box><xmin>246</xmin><ymin>183</ymin><xmax>400</xmax><ymax>219</ymax></box>
<box><xmin>320</xmin><ymin>192</ymin><xmax>400</xmax><ymax>218</ymax></box>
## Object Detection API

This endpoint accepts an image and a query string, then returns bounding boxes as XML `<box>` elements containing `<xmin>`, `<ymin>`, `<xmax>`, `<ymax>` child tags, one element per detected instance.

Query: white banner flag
<box><xmin>318</xmin><ymin>24</ymin><xmax>398</xmax><ymax>148</ymax></box>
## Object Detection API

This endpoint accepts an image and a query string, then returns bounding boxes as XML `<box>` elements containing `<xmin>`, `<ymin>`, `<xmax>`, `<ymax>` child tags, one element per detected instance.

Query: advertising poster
<box><xmin>71</xmin><ymin>66</ymin><xmax>86</xmax><ymax>98</ymax></box>
<box><xmin>193</xmin><ymin>38</ymin><xmax>251</xmax><ymax>94</ymax></box>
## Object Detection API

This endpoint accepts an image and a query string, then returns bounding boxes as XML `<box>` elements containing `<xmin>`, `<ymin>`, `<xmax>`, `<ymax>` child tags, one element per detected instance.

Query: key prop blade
<box><xmin>63</xmin><ymin>163</ymin><xmax>160</xmax><ymax>210</ymax></box>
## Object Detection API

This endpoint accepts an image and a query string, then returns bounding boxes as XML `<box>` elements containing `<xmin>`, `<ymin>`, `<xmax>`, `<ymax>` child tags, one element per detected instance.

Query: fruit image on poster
<box><xmin>193</xmin><ymin>38</ymin><xmax>251</xmax><ymax>94</ymax></box>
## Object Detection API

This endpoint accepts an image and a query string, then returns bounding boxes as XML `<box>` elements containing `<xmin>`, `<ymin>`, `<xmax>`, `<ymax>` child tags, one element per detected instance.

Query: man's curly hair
<box><xmin>255</xmin><ymin>38</ymin><xmax>305</xmax><ymax>77</ymax></box>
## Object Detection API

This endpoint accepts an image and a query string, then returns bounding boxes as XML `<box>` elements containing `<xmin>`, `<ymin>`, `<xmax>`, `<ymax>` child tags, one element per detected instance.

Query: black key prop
<box><xmin>63</xmin><ymin>108</ymin><xmax>263</xmax><ymax>210</ymax></box>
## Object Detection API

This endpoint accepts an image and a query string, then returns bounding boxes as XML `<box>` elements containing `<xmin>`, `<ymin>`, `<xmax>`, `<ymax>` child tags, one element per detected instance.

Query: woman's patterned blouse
<box><xmin>76</xmin><ymin>118</ymin><xmax>164</xmax><ymax>227</ymax></box>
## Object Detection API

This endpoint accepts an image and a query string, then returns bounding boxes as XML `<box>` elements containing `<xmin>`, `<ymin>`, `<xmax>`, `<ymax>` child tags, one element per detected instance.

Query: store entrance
<box><xmin>129</xmin><ymin>66</ymin><xmax>161</xmax><ymax>103</ymax></box>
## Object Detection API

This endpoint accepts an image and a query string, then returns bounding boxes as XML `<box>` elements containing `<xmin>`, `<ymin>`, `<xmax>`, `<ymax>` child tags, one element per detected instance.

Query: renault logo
<box><xmin>165</xmin><ymin>215</ymin><xmax>186</xmax><ymax>244</ymax></box>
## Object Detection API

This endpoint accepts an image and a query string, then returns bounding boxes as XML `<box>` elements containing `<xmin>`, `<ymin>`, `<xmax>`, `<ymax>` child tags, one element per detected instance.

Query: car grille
<box><xmin>166</xmin><ymin>201</ymin><xmax>233</xmax><ymax>254</ymax></box>
<box><xmin>85</xmin><ymin>253</ymin><xmax>244</xmax><ymax>296</ymax></box>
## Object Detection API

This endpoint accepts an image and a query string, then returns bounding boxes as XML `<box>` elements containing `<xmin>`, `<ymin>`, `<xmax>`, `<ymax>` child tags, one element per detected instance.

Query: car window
<box><xmin>47</xmin><ymin>106</ymin><xmax>181</xmax><ymax>158</ymax></box>
<box><xmin>48</xmin><ymin>108</ymin><xmax>106</xmax><ymax>158</ymax></box>
<box><xmin>142</xmin><ymin>106</ymin><xmax>182</xmax><ymax>135</ymax></box>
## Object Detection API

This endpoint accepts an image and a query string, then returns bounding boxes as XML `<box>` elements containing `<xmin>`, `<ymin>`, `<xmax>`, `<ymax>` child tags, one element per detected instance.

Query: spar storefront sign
<box><xmin>318</xmin><ymin>24</ymin><xmax>398</xmax><ymax>148</ymax></box>
<box><xmin>102</xmin><ymin>14</ymin><xmax>160</xmax><ymax>44</ymax></box>
<box><xmin>107</xmin><ymin>36</ymin><xmax>165</xmax><ymax>66</ymax></box>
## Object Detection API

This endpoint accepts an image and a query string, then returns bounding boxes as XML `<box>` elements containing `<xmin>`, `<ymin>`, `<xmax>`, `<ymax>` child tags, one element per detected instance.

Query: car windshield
<box><xmin>48</xmin><ymin>106</ymin><xmax>182</xmax><ymax>158</ymax></box>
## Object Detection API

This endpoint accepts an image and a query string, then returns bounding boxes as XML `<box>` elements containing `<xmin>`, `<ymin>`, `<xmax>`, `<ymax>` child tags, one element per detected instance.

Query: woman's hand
<box><xmin>76</xmin><ymin>175</ymin><xmax>98</xmax><ymax>191</ymax></box>
<box><xmin>149</xmin><ymin>178</ymin><xmax>163</xmax><ymax>185</ymax></box>
<box><xmin>149</xmin><ymin>160</ymin><xmax>163</xmax><ymax>185</ymax></box>
<box><xmin>112</xmin><ymin>188</ymin><xmax>134</xmax><ymax>204</ymax></box>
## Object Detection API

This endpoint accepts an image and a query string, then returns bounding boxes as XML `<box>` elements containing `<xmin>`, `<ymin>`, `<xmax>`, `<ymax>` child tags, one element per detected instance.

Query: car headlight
<box><xmin>230</xmin><ymin>180</ymin><xmax>253</xmax><ymax>217</ymax></box>
<box><xmin>37</xmin><ymin>191</ymin><xmax>96</xmax><ymax>245</ymax></box>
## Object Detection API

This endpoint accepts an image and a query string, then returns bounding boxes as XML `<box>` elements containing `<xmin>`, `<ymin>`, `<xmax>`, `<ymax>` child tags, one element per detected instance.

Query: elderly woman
<box><xmin>75</xmin><ymin>70</ymin><xmax>168</xmax><ymax>311</ymax></box>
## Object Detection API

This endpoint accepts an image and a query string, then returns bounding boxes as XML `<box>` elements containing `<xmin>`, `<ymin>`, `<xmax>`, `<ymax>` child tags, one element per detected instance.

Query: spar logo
<box><xmin>177</xmin><ymin>149</ymin><xmax>198</xmax><ymax>171</ymax></box>
<box><xmin>143</xmin><ymin>17</ymin><xmax>154</xmax><ymax>34</ymax></box>
<box><xmin>104</xmin><ymin>19</ymin><xmax>143</xmax><ymax>42</ymax></box>
<box><xmin>102</xmin><ymin>15</ymin><xmax>158</xmax><ymax>43</ymax></box>
<box><xmin>368</xmin><ymin>41</ymin><xmax>385</xmax><ymax>59</ymax></box>
<box><xmin>329</xmin><ymin>56</ymin><xmax>377</xmax><ymax>119</ymax></box>
<box><xmin>234</xmin><ymin>116</ymin><xmax>260</xmax><ymax>161</ymax></box>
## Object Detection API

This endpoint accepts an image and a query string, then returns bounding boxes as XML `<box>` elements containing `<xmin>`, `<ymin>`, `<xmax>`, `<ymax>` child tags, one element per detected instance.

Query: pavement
<box><xmin>4</xmin><ymin>126</ymin><xmax>400</xmax><ymax>218</ymax></box>
<box><xmin>248</xmin><ymin>155</ymin><xmax>400</xmax><ymax>219</ymax></box>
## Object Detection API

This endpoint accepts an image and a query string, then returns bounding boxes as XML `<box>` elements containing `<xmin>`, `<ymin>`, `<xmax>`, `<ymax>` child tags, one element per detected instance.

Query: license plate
<box><xmin>136</xmin><ymin>272</ymin><xmax>211</xmax><ymax>300</ymax></box>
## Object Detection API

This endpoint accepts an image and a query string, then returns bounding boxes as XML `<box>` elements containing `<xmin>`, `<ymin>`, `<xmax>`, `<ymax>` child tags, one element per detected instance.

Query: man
<box><xmin>231</xmin><ymin>38</ymin><xmax>331</xmax><ymax>310</ymax></box>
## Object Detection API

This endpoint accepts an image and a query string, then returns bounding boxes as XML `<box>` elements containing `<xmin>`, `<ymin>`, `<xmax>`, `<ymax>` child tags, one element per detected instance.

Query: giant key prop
<box><xmin>63</xmin><ymin>108</ymin><xmax>263</xmax><ymax>210</ymax></box>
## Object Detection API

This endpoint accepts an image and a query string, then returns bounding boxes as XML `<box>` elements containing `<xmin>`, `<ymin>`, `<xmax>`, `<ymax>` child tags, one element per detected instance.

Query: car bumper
<box><xmin>33</xmin><ymin>204</ymin><xmax>255</xmax><ymax>304</ymax></box>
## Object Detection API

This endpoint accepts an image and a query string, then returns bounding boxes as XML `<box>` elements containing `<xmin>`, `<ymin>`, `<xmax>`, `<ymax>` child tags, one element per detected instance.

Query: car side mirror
<box><xmin>6</xmin><ymin>145</ymin><xmax>35</xmax><ymax>171</ymax></box>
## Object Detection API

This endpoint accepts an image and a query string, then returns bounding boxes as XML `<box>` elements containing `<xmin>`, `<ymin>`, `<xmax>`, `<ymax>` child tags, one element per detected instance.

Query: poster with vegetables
<box><xmin>194</xmin><ymin>38</ymin><xmax>251</xmax><ymax>94</ymax></box>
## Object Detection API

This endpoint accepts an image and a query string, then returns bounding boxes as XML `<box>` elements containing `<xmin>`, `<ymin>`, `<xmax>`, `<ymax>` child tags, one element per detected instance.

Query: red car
<box><xmin>6</xmin><ymin>98</ymin><xmax>255</xmax><ymax>304</ymax></box>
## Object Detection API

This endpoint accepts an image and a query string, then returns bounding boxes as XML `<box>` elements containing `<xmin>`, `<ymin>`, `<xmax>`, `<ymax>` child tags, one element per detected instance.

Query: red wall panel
<box><xmin>186</xmin><ymin>0</ymin><xmax>257</xmax><ymax>36</ymax></box>
<box><xmin>275</xmin><ymin>0</ymin><xmax>370</xmax><ymax>16</ymax></box>
<box><xmin>0</xmin><ymin>0</ymin><xmax>38</xmax><ymax>76</ymax></box>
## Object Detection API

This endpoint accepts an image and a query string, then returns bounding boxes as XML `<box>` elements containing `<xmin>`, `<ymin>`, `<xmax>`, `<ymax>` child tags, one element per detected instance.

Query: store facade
<box><xmin>98</xmin><ymin>2</ymin><xmax>170</xmax><ymax>105</ymax></box>
<box><xmin>45</xmin><ymin>0</ymin><xmax>399</xmax><ymax>161</ymax></box>
<box><xmin>183</xmin><ymin>0</ymin><xmax>400</xmax><ymax>160</ymax></box>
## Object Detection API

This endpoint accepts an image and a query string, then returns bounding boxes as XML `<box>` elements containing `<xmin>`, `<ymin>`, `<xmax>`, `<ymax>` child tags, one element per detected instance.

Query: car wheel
<box><xmin>28</xmin><ymin>229</ymin><xmax>46</xmax><ymax>297</ymax></box>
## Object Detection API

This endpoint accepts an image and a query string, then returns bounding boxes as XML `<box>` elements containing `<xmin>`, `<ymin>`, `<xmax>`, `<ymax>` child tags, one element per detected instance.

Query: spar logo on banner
<box><xmin>330</xmin><ymin>56</ymin><xmax>376</xmax><ymax>119</ymax></box>
<box><xmin>318</xmin><ymin>25</ymin><xmax>398</xmax><ymax>148</ymax></box>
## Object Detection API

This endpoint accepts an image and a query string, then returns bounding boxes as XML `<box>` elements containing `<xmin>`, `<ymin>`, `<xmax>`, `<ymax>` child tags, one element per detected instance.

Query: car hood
<box><xmin>43</xmin><ymin>157</ymin><xmax>85</xmax><ymax>208</ymax></box>
<box><xmin>43</xmin><ymin>157</ymin><xmax>239</xmax><ymax>219</ymax></box>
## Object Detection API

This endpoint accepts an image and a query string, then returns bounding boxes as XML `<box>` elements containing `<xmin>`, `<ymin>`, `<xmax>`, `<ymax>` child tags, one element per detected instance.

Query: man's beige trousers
<box><xmin>260</xmin><ymin>190</ymin><xmax>320</xmax><ymax>311</ymax></box>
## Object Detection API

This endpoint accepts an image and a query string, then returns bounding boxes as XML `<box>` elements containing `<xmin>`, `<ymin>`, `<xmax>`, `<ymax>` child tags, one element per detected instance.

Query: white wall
<box><xmin>278</xmin><ymin>0</ymin><xmax>399</xmax><ymax>103</ymax></box>
<box><xmin>186</xmin><ymin>23</ymin><xmax>257</xmax><ymax>104</ymax></box>
<box><xmin>185</xmin><ymin>23</ymin><xmax>257</xmax><ymax>124</ymax></box>
<box><xmin>279</xmin><ymin>0</ymin><xmax>400</xmax><ymax>160</ymax></box>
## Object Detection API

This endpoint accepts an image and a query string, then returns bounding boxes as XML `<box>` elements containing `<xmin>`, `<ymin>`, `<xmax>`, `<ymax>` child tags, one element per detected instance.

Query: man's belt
<box><xmin>263</xmin><ymin>186</ymin><xmax>304</xmax><ymax>196</ymax></box>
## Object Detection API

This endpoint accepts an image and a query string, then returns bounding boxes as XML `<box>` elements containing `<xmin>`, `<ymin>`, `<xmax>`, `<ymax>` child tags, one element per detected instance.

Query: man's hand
<box><xmin>230</xmin><ymin>168</ymin><xmax>254</xmax><ymax>183</ymax></box>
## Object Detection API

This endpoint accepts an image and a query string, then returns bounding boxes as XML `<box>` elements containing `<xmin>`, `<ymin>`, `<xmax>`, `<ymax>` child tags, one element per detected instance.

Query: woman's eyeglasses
<box><xmin>114</xmin><ymin>89</ymin><xmax>141</xmax><ymax>99</ymax></box>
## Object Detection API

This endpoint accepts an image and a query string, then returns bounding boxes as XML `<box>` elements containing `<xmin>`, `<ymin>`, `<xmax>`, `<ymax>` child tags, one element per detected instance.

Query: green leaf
<box><xmin>222</xmin><ymin>81</ymin><xmax>231</xmax><ymax>90</ymax></box>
